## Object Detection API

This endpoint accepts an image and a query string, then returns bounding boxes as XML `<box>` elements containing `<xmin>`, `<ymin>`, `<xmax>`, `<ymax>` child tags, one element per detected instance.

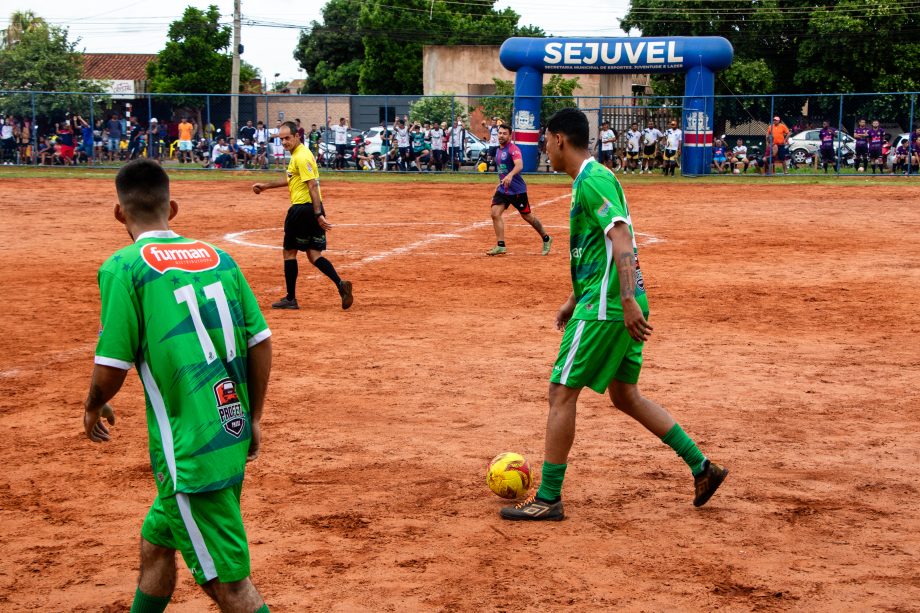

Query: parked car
<box><xmin>786</xmin><ymin>129</ymin><xmax>856</xmax><ymax>166</ymax></box>
<box><xmin>362</xmin><ymin>126</ymin><xmax>488</xmax><ymax>166</ymax></box>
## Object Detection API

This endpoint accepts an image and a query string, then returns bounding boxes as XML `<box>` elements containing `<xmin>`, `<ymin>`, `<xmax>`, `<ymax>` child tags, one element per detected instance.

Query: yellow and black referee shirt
<box><xmin>286</xmin><ymin>143</ymin><xmax>320</xmax><ymax>204</ymax></box>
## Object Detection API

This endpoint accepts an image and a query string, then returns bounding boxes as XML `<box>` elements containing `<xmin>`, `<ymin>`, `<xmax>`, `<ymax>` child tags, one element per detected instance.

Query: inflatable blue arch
<box><xmin>499</xmin><ymin>36</ymin><xmax>734</xmax><ymax>175</ymax></box>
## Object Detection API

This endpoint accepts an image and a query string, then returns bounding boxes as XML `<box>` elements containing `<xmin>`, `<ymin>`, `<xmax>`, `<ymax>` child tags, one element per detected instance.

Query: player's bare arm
<box><xmin>501</xmin><ymin>155</ymin><xmax>524</xmax><ymax>189</ymax></box>
<box><xmin>245</xmin><ymin>337</ymin><xmax>272</xmax><ymax>462</ymax></box>
<box><xmin>307</xmin><ymin>179</ymin><xmax>333</xmax><ymax>231</ymax></box>
<box><xmin>251</xmin><ymin>179</ymin><xmax>287</xmax><ymax>194</ymax></box>
<box><xmin>555</xmin><ymin>292</ymin><xmax>576</xmax><ymax>331</ymax></box>
<box><xmin>609</xmin><ymin>222</ymin><xmax>653</xmax><ymax>342</ymax></box>
<box><xmin>83</xmin><ymin>364</ymin><xmax>127</xmax><ymax>442</ymax></box>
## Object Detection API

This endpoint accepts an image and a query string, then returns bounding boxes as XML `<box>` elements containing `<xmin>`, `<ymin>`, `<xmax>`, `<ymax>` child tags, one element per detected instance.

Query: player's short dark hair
<box><xmin>545</xmin><ymin>107</ymin><xmax>589</xmax><ymax>149</ymax></box>
<box><xmin>115</xmin><ymin>159</ymin><xmax>170</xmax><ymax>222</ymax></box>
<box><xmin>280</xmin><ymin>120</ymin><xmax>298</xmax><ymax>137</ymax></box>
<box><xmin>498</xmin><ymin>124</ymin><xmax>512</xmax><ymax>134</ymax></box>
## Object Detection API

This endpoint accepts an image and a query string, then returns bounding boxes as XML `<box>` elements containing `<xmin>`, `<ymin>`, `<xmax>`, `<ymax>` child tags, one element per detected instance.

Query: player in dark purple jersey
<box><xmin>818</xmin><ymin>121</ymin><xmax>837</xmax><ymax>173</ymax></box>
<box><xmin>893</xmin><ymin>141</ymin><xmax>909</xmax><ymax>174</ymax></box>
<box><xmin>867</xmin><ymin>120</ymin><xmax>886</xmax><ymax>174</ymax></box>
<box><xmin>486</xmin><ymin>124</ymin><xmax>552</xmax><ymax>256</ymax></box>
<box><xmin>853</xmin><ymin>119</ymin><xmax>869</xmax><ymax>172</ymax></box>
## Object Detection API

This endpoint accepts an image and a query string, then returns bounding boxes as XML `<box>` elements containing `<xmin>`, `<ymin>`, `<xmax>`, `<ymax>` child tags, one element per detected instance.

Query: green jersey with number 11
<box><xmin>569</xmin><ymin>159</ymin><xmax>648</xmax><ymax>321</ymax></box>
<box><xmin>94</xmin><ymin>230</ymin><xmax>270</xmax><ymax>497</ymax></box>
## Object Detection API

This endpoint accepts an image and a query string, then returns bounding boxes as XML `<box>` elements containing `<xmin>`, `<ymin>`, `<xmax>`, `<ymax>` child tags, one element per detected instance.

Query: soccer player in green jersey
<box><xmin>500</xmin><ymin>109</ymin><xmax>727</xmax><ymax>521</ymax></box>
<box><xmin>83</xmin><ymin>160</ymin><xmax>273</xmax><ymax>612</ymax></box>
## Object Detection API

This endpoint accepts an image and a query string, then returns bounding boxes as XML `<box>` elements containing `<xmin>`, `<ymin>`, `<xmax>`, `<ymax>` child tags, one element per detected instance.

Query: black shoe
<box><xmin>339</xmin><ymin>280</ymin><xmax>353</xmax><ymax>310</ymax></box>
<box><xmin>500</xmin><ymin>493</ymin><xmax>564</xmax><ymax>521</ymax></box>
<box><xmin>271</xmin><ymin>296</ymin><xmax>299</xmax><ymax>310</ymax></box>
<box><xmin>693</xmin><ymin>459</ymin><xmax>728</xmax><ymax>507</ymax></box>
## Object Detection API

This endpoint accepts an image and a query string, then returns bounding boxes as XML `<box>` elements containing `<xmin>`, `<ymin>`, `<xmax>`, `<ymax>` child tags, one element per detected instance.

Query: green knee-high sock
<box><xmin>535</xmin><ymin>461</ymin><xmax>567</xmax><ymax>501</ymax></box>
<box><xmin>130</xmin><ymin>588</ymin><xmax>171</xmax><ymax>613</ymax></box>
<box><xmin>662</xmin><ymin>423</ymin><xmax>707</xmax><ymax>476</ymax></box>
<box><xmin>255</xmin><ymin>605</ymin><xmax>270</xmax><ymax>613</ymax></box>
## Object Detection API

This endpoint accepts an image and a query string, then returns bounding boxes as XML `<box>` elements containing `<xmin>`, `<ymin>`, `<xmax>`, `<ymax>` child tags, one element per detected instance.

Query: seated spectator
<box><xmin>354</xmin><ymin>143</ymin><xmax>374</xmax><ymax>170</ymax></box>
<box><xmin>712</xmin><ymin>139</ymin><xmax>728</xmax><ymax>173</ymax></box>
<box><xmin>210</xmin><ymin>137</ymin><xmax>234</xmax><ymax>168</ymax></box>
<box><xmin>730</xmin><ymin>138</ymin><xmax>748</xmax><ymax>173</ymax></box>
<box><xmin>893</xmin><ymin>141</ymin><xmax>909</xmax><ymax>174</ymax></box>
<box><xmin>37</xmin><ymin>136</ymin><xmax>52</xmax><ymax>165</ymax></box>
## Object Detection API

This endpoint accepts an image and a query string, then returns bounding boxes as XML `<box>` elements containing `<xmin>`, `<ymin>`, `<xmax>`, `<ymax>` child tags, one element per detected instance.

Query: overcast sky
<box><xmin>7</xmin><ymin>1</ymin><xmax>631</xmax><ymax>85</ymax></box>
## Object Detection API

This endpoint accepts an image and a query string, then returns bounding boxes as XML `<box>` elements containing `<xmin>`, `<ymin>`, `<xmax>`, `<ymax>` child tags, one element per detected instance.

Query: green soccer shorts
<box><xmin>550</xmin><ymin>318</ymin><xmax>646</xmax><ymax>393</ymax></box>
<box><xmin>141</xmin><ymin>483</ymin><xmax>250</xmax><ymax>585</ymax></box>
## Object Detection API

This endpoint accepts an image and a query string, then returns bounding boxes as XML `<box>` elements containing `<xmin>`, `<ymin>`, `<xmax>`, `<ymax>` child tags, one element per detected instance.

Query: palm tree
<box><xmin>3</xmin><ymin>10</ymin><xmax>46</xmax><ymax>48</ymax></box>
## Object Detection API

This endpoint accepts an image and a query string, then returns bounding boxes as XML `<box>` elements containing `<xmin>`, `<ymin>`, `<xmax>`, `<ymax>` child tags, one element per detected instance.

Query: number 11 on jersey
<box><xmin>174</xmin><ymin>281</ymin><xmax>237</xmax><ymax>363</ymax></box>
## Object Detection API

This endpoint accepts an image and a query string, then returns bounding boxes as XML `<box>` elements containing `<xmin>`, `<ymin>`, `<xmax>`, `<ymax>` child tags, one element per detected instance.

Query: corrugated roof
<box><xmin>82</xmin><ymin>53</ymin><xmax>158</xmax><ymax>81</ymax></box>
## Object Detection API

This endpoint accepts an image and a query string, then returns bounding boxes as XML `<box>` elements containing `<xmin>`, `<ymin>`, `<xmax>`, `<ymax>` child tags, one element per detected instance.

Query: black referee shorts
<box><xmin>283</xmin><ymin>203</ymin><xmax>327</xmax><ymax>252</ymax></box>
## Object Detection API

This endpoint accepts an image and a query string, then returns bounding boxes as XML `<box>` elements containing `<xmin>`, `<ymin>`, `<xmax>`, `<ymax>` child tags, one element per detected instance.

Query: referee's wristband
<box><xmin>314</xmin><ymin>211</ymin><xmax>323</xmax><ymax>217</ymax></box>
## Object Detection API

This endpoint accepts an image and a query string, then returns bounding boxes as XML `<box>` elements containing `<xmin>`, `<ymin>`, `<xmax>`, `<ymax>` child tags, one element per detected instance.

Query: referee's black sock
<box><xmin>497</xmin><ymin>241</ymin><xmax>506</xmax><ymax>247</ymax></box>
<box><xmin>284</xmin><ymin>259</ymin><xmax>298</xmax><ymax>300</ymax></box>
<box><xmin>313</xmin><ymin>257</ymin><xmax>342</xmax><ymax>289</ymax></box>
<box><xmin>542</xmin><ymin>235</ymin><xmax>550</xmax><ymax>242</ymax></box>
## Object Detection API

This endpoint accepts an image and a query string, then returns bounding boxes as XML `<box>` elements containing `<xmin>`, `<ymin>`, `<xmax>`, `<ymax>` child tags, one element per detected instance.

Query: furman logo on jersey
<box><xmin>141</xmin><ymin>241</ymin><xmax>220</xmax><ymax>274</ymax></box>
<box><xmin>213</xmin><ymin>378</ymin><xmax>246</xmax><ymax>438</ymax></box>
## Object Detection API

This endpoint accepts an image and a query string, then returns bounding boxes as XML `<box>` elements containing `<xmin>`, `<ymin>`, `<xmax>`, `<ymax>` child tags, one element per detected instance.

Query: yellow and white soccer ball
<box><xmin>487</xmin><ymin>452</ymin><xmax>532</xmax><ymax>499</ymax></box>
<box><xmin>477</xmin><ymin>162</ymin><xmax>488</xmax><ymax>173</ymax></box>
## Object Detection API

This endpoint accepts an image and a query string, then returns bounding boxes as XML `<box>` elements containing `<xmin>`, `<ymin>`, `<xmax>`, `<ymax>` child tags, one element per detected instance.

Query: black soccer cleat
<box><xmin>271</xmin><ymin>296</ymin><xmax>299</xmax><ymax>310</ymax></box>
<box><xmin>500</xmin><ymin>493</ymin><xmax>565</xmax><ymax>521</ymax></box>
<box><xmin>339</xmin><ymin>280</ymin><xmax>354</xmax><ymax>310</ymax></box>
<box><xmin>693</xmin><ymin>459</ymin><xmax>728</xmax><ymax>507</ymax></box>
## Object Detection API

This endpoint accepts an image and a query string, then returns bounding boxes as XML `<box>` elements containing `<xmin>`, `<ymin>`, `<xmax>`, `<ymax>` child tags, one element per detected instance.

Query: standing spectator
<box><xmin>410</xmin><ymin>123</ymin><xmax>428</xmax><ymax>170</ymax></box>
<box><xmin>818</xmin><ymin>120</ymin><xmax>837</xmax><ymax>173</ymax></box>
<box><xmin>307</xmin><ymin>123</ymin><xmax>321</xmax><ymax>159</ymax></box>
<box><xmin>177</xmin><ymin>117</ymin><xmax>193</xmax><ymax>164</ymax></box>
<box><xmin>640</xmin><ymin>120</ymin><xmax>662</xmax><ymax>173</ymax></box>
<box><xmin>75</xmin><ymin>115</ymin><xmax>95</xmax><ymax>166</ymax></box>
<box><xmin>93</xmin><ymin>119</ymin><xmax>105</xmax><ymax>160</ymax></box>
<box><xmin>269</xmin><ymin>120</ymin><xmax>285</xmax><ymax>169</ymax></box>
<box><xmin>482</xmin><ymin>117</ymin><xmax>500</xmax><ymax>170</ymax></box>
<box><xmin>295</xmin><ymin>118</ymin><xmax>305</xmax><ymax>144</ymax></box>
<box><xmin>106</xmin><ymin>114</ymin><xmax>122</xmax><ymax>163</ymax></box>
<box><xmin>731</xmin><ymin>138</ymin><xmax>749</xmax><ymax>173</ymax></box>
<box><xmin>662</xmin><ymin>119</ymin><xmax>681</xmax><ymax>176</ymax></box>
<box><xmin>329</xmin><ymin>116</ymin><xmax>350</xmax><ymax>170</ymax></box>
<box><xmin>867</xmin><ymin>119</ymin><xmax>886</xmax><ymax>174</ymax></box>
<box><xmin>394</xmin><ymin>117</ymin><xmax>411</xmax><ymax>171</ymax></box>
<box><xmin>766</xmin><ymin>115</ymin><xmax>790</xmax><ymax>175</ymax></box>
<box><xmin>598</xmin><ymin>121</ymin><xmax>616</xmax><ymax>170</ymax></box>
<box><xmin>147</xmin><ymin>118</ymin><xmax>162</xmax><ymax>162</ymax></box>
<box><xmin>428</xmin><ymin>121</ymin><xmax>444</xmax><ymax>171</ymax></box>
<box><xmin>853</xmin><ymin>118</ymin><xmax>869</xmax><ymax>172</ymax></box>
<box><xmin>0</xmin><ymin>115</ymin><xmax>15</xmax><ymax>164</ymax></box>
<box><xmin>447</xmin><ymin>118</ymin><xmax>466</xmax><ymax>170</ymax></box>
<box><xmin>126</xmin><ymin>117</ymin><xmax>144</xmax><ymax>160</ymax></box>
<box><xmin>239</xmin><ymin>119</ymin><xmax>255</xmax><ymax>143</ymax></box>
<box><xmin>18</xmin><ymin>119</ymin><xmax>32</xmax><ymax>164</ymax></box>
<box><xmin>223</xmin><ymin>117</ymin><xmax>232</xmax><ymax>140</ymax></box>
<box><xmin>624</xmin><ymin>122</ymin><xmax>641</xmax><ymax>174</ymax></box>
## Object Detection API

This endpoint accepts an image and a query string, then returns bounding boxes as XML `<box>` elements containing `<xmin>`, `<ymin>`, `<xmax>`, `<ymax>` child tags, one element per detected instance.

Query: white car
<box><xmin>787</xmin><ymin>129</ymin><xmax>856</xmax><ymax>165</ymax></box>
<box><xmin>363</xmin><ymin>126</ymin><xmax>489</xmax><ymax>166</ymax></box>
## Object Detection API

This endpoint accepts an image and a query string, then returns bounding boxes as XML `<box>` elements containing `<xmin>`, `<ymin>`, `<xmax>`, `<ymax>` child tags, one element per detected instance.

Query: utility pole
<box><xmin>230</xmin><ymin>0</ymin><xmax>241</xmax><ymax>141</ymax></box>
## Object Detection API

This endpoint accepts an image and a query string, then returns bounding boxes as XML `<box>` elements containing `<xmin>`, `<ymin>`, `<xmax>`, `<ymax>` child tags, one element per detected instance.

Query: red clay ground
<box><xmin>1</xmin><ymin>176</ymin><xmax>919</xmax><ymax>611</ymax></box>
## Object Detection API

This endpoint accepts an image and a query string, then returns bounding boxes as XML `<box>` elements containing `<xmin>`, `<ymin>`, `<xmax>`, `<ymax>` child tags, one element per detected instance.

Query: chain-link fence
<box><xmin>1</xmin><ymin>90</ymin><xmax>917</xmax><ymax>175</ymax></box>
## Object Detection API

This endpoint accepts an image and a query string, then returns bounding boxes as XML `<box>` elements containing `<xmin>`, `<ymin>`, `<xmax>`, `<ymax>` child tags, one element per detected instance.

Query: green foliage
<box><xmin>408</xmin><ymin>95</ymin><xmax>465</xmax><ymax>125</ymax></box>
<box><xmin>0</xmin><ymin>16</ymin><xmax>104</xmax><ymax>117</ymax></box>
<box><xmin>292</xmin><ymin>0</ymin><xmax>545</xmax><ymax>95</ymax></box>
<box><xmin>479</xmin><ymin>75</ymin><xmax>580</xmax><ymax>125</ymax></box>
<box><xmin>147</xmin><ymin>5</ymin><xmax>255</xmax><ymax>104</ymax></box>
<box><xmin>294</xmin><ymin>0</ymin><xmax>364</xmax><ymax>93</ymax></box>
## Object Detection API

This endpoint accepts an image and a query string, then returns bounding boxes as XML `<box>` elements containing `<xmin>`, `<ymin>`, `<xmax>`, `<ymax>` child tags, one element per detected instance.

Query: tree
<box><xmin>293</xmin><ymin>0</ymin><xmax>363</xmax><ymax>94</ymax></box>
<box><xmin>0</xmin><ymin>14</ymin><xmax>103</xmax><ymax>117</ymax></box>
<box><xmin>479</xmin><ymin>75</ymin><xmax>581</xmax><ymax>125</ymax></box>
<box><xmin>2</xmin><ymin>10</ymin><xmax>46</xmax><ymax>48</ymax></box>
<box><xmin>408</xmin><ymin>95</ymin><xmax>466</xmax><ymax>125</ymax></box>
<box><xmin>147</xmin><ymin>5</ymin><xmax>259</xmax><ymax>100</ymax></box>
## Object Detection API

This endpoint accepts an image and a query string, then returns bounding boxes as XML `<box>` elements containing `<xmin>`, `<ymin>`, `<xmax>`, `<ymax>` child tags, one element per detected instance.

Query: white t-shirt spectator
<box><xmin>429</xmin><ymin>127</ymin><xmax>444</xmax><ymax>150</ymax></box>
<box><xmin>255</xmin><ymin>127</ymin><xmax>268</xmax><ymax>144</ymax></box>
<box><xmin>733</xmin><ymin>144</ymin><xmax>748</xmax><ymax>160</ymax></box>
<box><xmin>642</xmin><ymin>127</ymin><xmax>663</xmax><ymax>146</ymax></box>
<box><xmin>601</xmin><ymin>129</ymin><xmax>615</xmax><ymax>151</ymax></box>
<box><xmin>487</xmin><ymin>126</ymin><xmax>499</xmax><ymax>147</ymax></box>
<box><xmin>332</xmin><ymin>124</ymin><xmax>348</xmax><ymax>145</ymax></box>
<box><xmin>394</xmin><ymin>126</ymin><xmax>410</xmax><ymax>148</ymax></box>
<box><xmin>665</xmin><ymin>128</ymin><xmax>682</xmax><ymax>150</ymax></box>
<box><xmin>1</xmin><ymin>123</ymin><xmax>13</xmax><ymax>140</ymax></box>
<box><xmin>449</xmin><ymin>125</ymin><xmax>465</xmax><ymax>147</ymax></box>
<box><xmin>626</xmin><ymin>129</ymin><xmax>642</xmax><ymax>152</ymax></box>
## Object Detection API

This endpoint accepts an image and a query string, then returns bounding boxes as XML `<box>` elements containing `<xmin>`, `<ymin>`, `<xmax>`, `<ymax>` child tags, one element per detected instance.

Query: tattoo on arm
<box><xmin>615</xmin><ymin>250</ymin><xmax>637</xmax><ymax>300</ymax></box>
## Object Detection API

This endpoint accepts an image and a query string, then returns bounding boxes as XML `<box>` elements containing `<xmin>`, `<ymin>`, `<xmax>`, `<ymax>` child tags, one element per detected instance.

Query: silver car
<box><xmin>787</xmin><ymin>129</ymin><xmax>856</xmax><ymax>165</ymax></box>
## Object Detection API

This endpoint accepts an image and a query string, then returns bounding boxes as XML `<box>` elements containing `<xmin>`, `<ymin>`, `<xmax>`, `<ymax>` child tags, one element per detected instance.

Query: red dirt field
<box><xmin>1</xmin><ymin>175</ymin><xmax>919</xmax><ymax>611</ymax></box>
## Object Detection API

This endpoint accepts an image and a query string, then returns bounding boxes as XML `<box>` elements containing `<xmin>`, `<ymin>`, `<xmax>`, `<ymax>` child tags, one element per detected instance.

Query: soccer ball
<box><xmin>487</xmin><ymin>452</ymin><xmax>532</xmax><ymax>499</ymax></box>
<box><xmin>858</xmin><ymin>166</ymin><xmax>865</xmax><ymax>172</ymax></box>
<box><xmin>477</xmin><ymin>162</ymin><xmax>488</xmax><ymax>173</ymax></box>
<box><xmin>733</xmin><ymin>168</ymin><xmax>741</xmax><ymax>174</ymax></box>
